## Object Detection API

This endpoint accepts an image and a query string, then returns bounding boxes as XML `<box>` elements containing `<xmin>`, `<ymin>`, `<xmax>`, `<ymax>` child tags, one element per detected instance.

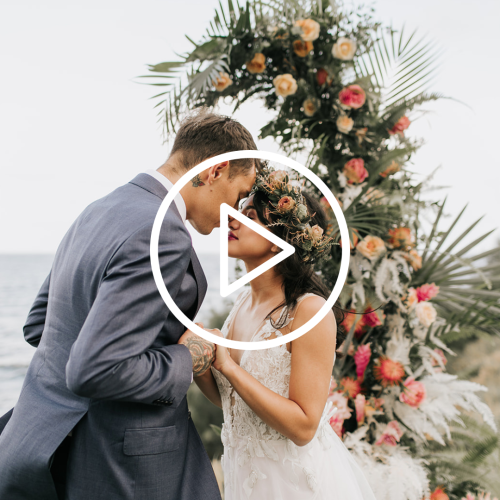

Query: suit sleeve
<box><xmin>65</xmin><ymin>215</ymin><xmax>194</xmax><ymax>408</ymax></box>
<box><xmin>23</xmin><ymin>271</ymin><xmax>51</xmax><ymax>348</ymax></box>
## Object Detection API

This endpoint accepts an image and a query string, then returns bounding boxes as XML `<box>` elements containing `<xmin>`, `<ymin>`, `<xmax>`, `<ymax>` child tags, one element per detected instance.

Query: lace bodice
<box><xmin>211</xmin><ymin>288</ymin><xmax>338</xmax><ymax>497</ymax></box>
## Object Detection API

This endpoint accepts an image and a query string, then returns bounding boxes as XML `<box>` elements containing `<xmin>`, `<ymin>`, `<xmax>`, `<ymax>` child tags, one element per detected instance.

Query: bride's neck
<box><xmin>244</xmin><ymin>265</ymin><xmax>284</xmax><ymax>305</ymax></box>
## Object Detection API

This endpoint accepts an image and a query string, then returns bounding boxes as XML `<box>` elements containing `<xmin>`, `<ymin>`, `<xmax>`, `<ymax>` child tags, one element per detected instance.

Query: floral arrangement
<box><xmin>250</xmin><ymin>165</ymin><xmax>336</xmax><ymax>264</ymax></box>
<box><xmin>142</xmin><ymin>1</ymin><xmax>500</xmax><ymax>498</ymax></box>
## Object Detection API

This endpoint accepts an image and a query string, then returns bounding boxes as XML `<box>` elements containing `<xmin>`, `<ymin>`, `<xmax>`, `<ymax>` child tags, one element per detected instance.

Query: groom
<box><xmin>0</xmin><ymin>110</ymin><xmax>258</xmax><ymax>499</ymax></box>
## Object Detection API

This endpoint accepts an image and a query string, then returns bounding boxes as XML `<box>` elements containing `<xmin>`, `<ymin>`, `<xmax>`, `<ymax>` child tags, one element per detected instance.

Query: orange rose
<box><xmin>303</xmin><ymin>97</ymin><xmax>320</xmax><ymax>117</ymax></box>
<box><xmin>295</xmin><ymin>19</ymin><xmax>320</xmax><ymax>41</ymax></box>
<box><xmin>273</xmin><ymin>74</ymin><xmax>298</xmax><ymax>97</ymax></box>
<box><xmin>213</xmin><ymin>72</ymin><xmax>232</xmax><ymax>91</ymax></box>
<box><xmin>430</xmin><ymin>487</ymin><xmax>449</xmax><ymax>500</ymax></box>
<box><xmin>338</xmin><ymin>230</ymin><xmax>359</xmax><ymax>250</ymax></box>
<box><xmin>293</xmin><ymin>40</ymin><xmax>313</xmax><ymax>57</ymax></box>
<box><xmin>343</xmin><ymin>158</ymin><xmax>368</xmax><ymax>184</ymax></box>
<box><xmin>380</xmin><ymin>160</ymin><xmax>401</xmax><ymax>178</ymax></box>
<box><xmin>246</xmin><ymin>52</ymin><xmax>266</xmax><ymax>74</ymax></box>
<box><xmin>388</xmin><ymin>227</ymin><xmax>413</xmax><ymax>248</ymax></box>
<box><xmin>356</xmin><ymin>235</ymin><xmax>386</xmax><ymax>261</ymax></box>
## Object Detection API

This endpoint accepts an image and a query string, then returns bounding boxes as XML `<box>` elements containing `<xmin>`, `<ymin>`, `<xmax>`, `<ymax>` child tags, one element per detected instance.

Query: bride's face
<box><xmin>227</xmin><ymin>194</ymin><xmax>280</xmax><ymax>262</ymax></box>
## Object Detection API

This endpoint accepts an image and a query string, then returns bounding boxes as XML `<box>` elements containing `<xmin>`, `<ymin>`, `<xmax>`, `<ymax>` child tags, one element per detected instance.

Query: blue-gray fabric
<box><xmin>0</xmin><ymin>173</ymin><xmax>221</xmax><ymax>500</ymax></box>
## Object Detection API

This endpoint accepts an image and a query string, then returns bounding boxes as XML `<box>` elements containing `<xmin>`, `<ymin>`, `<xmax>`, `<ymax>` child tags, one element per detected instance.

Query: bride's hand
<box><xmin>205</xmin><ymin>328</ymin><xmax>233</xmax><ymax>374</ymax></box>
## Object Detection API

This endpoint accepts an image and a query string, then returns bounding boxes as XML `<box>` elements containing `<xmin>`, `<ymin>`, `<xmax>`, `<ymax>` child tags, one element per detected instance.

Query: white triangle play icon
<box><xmin>220</xmin><ymin>203</ymin><xmax>295</xmax><ymax>297</ymax></box>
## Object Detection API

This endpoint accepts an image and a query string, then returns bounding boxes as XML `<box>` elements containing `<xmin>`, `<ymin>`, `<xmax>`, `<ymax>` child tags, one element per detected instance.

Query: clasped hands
<box><xmin>177</xmin><ymin>322</ymin><xmax>232</xmax><ymax>377</ymax></box>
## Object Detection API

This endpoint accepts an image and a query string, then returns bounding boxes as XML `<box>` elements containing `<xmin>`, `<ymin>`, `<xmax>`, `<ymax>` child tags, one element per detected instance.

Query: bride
<box><xmin>192</xmin><ymin>167</ymin><xmax>377</xmax><ymax>500</ymax></box>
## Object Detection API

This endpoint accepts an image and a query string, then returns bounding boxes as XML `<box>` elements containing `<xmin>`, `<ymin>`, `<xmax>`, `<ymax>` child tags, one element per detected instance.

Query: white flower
<box><xmin>332</xmin><ymin>37</ymin><xmax>357</xmax><ymax>60</ymax></box>
<box><xmin>415</xmin><ymin>301</ymin><xmax>437</xmax><ymax>327</ymax></box>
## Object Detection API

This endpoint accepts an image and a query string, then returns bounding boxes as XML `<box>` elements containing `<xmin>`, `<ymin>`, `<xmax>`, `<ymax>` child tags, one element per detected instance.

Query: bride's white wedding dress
<box><xmin>211</xmin><ymin>289</ymin><xmax>378</xmax><ymax>500</ymax></box>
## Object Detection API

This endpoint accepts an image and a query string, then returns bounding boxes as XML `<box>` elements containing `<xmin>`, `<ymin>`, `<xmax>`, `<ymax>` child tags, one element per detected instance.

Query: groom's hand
<box><xmin>178</xmin><ymin>323</ymin><xmax>216</xmax><ymax>377</ymax></box>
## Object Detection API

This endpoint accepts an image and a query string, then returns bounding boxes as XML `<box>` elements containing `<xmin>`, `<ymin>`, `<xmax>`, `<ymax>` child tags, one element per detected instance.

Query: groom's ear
<box><xmin>206</xmin><ymin>161</ymin><xmax>230</xmax><ymax>185</ymax></box>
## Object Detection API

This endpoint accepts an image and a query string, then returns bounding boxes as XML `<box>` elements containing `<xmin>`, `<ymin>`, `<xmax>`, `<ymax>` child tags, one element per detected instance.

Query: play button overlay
<box><xmin>220</xmin><ymin>203</ymin><xmax>295</xmax><ymax>297</ymax></box>
<box><xmin>150</xmin><ymin>150</ymin><xmax>350</xmax><ymax>350</ymax></box>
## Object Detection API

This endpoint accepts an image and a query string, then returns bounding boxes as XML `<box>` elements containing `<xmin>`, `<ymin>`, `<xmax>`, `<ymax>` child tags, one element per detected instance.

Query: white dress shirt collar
<box><xmin>144</xmin><ymin>169</ymin><xmax>187</xmax><ymax>223</ymax></box>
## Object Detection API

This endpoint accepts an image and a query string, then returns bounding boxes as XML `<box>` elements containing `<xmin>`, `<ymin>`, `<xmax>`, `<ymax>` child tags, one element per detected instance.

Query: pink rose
<box><xmin>399</xmin><ymin>377</ymin><xmax>426</xmax><ymax>408</ymax></box>
<box><xmin>343</xmin><ymin>158</ymin><xmax>368</xmax><ymax>184</ymax></box>
<box><xmin>354</xmin><ymin>343</ymin><xmax>372</xmax><ymax>381</ymax></box>
<box><xmin>339</xmin><ymin>84</ymin><xmax>366</xmax><ymax>109</ymax></box>
<box><xmin>388</xmin><ymin>116</ymin><xmax>411</xmax><ymax>136</ymax></box>
<box><xmin>375</xmin><ymin>420</ymin><xmax>404</xmax><ymax>446</ymax></box>
<box><xmin>416</xmin><ymin>283</ymin><xmax>440</xmax><ymax>302</ymax></box>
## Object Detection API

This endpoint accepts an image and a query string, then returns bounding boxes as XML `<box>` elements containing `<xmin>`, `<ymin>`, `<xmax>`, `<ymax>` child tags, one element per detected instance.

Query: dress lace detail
<box><xmin>211</xmin><ymin>289</ymin><xmax>339</xmax><ymax>499</ymax></box>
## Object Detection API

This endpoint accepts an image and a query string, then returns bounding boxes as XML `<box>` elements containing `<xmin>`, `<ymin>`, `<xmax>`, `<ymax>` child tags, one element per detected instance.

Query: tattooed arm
<box><xmin>178</xmin><ymin>326</ymin><xmax>222</xmax><ymax>408</ymax></box>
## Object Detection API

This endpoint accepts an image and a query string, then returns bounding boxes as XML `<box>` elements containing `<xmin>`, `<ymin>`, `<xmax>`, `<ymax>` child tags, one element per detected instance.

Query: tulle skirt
<box><xmin>221</xmin><ymin>421</ymin><xmax>378</xmax><ymax>500</ymax></box>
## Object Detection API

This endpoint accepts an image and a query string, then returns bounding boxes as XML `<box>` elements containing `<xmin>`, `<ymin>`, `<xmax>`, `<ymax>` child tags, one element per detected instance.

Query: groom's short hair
<box><xmin>169</xmin><ymin>109</ymin><xmax>260</xmax><ymax>178</ymax></box>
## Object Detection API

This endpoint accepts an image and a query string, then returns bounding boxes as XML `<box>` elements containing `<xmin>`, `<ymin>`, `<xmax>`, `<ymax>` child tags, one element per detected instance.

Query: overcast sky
<box><xmin>1</xmin><ymin>0</ymin><xmax>499</xmax><ymax>255</ymax></box>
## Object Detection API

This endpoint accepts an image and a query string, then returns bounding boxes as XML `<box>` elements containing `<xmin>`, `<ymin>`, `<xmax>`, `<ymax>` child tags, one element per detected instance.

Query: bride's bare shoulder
<box><xmin>293</xmin><ymin>294</ymin><xmax>337</xmax><ymax>329</ymax></box>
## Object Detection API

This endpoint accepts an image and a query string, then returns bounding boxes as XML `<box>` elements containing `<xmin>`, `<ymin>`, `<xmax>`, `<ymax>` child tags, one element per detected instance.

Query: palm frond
<box><xmin>356</xmin><ymin>25</ymin><xmax>443</xmax><ymax>110</ymax></box>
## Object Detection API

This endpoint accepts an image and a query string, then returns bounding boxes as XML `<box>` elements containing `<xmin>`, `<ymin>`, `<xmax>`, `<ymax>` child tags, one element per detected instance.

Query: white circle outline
<box><xmin>150</xmin><ymin>150</ymin><xmax>350</xmax><ymax>350</ymax></box>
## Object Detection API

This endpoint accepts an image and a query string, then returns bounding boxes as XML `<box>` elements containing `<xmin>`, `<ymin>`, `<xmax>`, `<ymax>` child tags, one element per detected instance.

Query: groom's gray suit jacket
<box><xmin>0</xmin><ymin>173</ymin><xmax>221</xmax><ymax>500</ymax></box>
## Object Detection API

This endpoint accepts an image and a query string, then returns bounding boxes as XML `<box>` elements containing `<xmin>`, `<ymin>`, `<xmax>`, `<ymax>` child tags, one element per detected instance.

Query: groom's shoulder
<box><xmin>75</xmin><ymin>174</ymin><xmax>189</xmax><ymax>248</ymax></box>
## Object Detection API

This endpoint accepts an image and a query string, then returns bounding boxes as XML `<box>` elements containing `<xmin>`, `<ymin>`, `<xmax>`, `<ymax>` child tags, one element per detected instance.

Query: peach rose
<box><xmin>332</xmin><ymin>37</ymin><xmax>357</xmax><ymax>60</ymax></box>
<box><xmin>337</xmin><ymin>114</ymin><xmax>354</xmax><ymax>134</ymax></box>
<box><xmin>379</xmin><ymin>160</ymin><xmax>401</xmax><ymax>178</ymax></box>
<box><xmin>213</xmin><ymin>72</ymin><xmax>233</xmax><ymax>91</ymax></box>
<box><xmin>339</xmin><ymin>84</ymin><xmax>366</xmax><ymax>109</ymax></box>
<box><xmin>293</xmin><ymin>39</ymin><xmax>313</xmax><ymax>57</ymax></box>
<box><xmin>273</xmin><ymin>73</ymin><xmax>298</xmax><ymax>97</ymax></box>
<box><xmin>277</xmin><ymin>195</ymin><xmax>296</xmax><ymax>212</ymax></box>
<box><xmin>403</xmin><ymin>249</ymin><xmax>422</xmax><ymax>270</ymax></box>
<box><xmin>310</xmin><ymin>224</ymin><xmax>324</xmax><ymax>242</ymax></box>
<box><xmin>295</xmin><ymin>19</ymin><xmax>320</xmax><ymax>41</ymax></box>
<box><xmin>388</xmin><ymin>227</ymin><xmax>413</xmax><ymax>248</ymax></box>
<box><xmin>303</xmin><ymin>97</ymin><xmax>320</xmax><ymax>117</ymax></box>
<box><xmin>343</xmin><ymin>158</ymin><xmax>368</xmax><ymax>184</ymax></box>
<box><xmin>246</xmin><ymin>52</ymin><xmax>266</xmax><ymax>74</ymax></box>
<box><xmin>416</xmin><ymin>283</ymin><xmax>440</xmax><ymax>302</ymax></box>
<box><xmin>356</xmin><ymin>235</ymin><xmax>386</xmax><ymax>261</ymax></box>
<box><xmin>389</xmin><ymin>115</ymin><xmax>411</xmax><ymax>136</ymax></box>
<box><xmin>415</xmin><ymin>301</ymin><xmax>437</xmax><ymax>327</ymax></box>
<box><xmin>399</xmin><ymin>377</ymin><xmax>426</xmax><ymax>408</ymax></box>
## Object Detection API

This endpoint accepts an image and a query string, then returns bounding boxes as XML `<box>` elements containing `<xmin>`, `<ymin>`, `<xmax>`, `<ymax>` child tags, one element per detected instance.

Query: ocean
<box><xmin>0</xmin><ymin>253</ymin><xmax>237</xmax><ymax>415</ymax></box>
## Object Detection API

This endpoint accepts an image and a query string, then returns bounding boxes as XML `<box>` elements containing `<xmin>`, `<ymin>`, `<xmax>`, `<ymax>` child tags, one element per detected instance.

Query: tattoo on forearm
<box><xmin>191</xmin><ymin>174</ymin><xmax>205</xmax><ymax>187</ymax></box>
<box><xmin>184</xmin><ymin>337</ymin><xmax>215</xmax><ymax>376</ymax></box>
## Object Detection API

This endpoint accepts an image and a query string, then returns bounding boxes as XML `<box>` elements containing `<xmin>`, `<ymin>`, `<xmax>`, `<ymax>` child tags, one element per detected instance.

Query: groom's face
<box><xmin>188</xmin><ymin>161</ymin><xmax>256</xmax><ymax>235</ymax></box>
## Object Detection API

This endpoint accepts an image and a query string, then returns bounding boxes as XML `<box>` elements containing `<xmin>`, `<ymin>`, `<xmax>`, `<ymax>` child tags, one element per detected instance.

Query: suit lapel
<box><xmin>129</xmin><ymin>173</ymin><xmax>207</xmax><ymax>318</ymax></box>
<box><xmin>190</xmin><ymin>248</ymin><xmax>207</xmax><ymax>317</ymax></box>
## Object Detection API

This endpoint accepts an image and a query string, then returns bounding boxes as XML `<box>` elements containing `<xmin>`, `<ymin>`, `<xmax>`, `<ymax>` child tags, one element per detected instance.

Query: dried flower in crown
<box><xmin>250</xmin><ymin>165</ymin><xmax>338</xmax><ymax>265</ymax></box>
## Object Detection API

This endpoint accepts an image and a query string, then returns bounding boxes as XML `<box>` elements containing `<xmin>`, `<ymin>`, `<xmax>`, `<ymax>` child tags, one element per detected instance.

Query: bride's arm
<box><xmin>193</xmin><ymin>366</ymin><xmax>222</xmax><ymax>408</ymax></box>
<box><xmin>214</xmin><ymin>296</ymin><xmax>336</xmax><ymax>447</ymax></box>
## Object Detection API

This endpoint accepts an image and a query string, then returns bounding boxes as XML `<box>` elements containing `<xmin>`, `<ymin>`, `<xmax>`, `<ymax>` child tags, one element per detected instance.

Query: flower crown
<box><xmin>250</xmin><ymin>166</ymin><xmax>337</xmax><ymax>265</ymax></box>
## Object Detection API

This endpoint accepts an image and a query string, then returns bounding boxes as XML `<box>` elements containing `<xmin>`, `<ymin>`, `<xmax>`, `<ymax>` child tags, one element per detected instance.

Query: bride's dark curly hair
<box><xmin>251</xmin><ymin>188</ymin><xmax>347</xmax><ymax>358</ymax></box>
